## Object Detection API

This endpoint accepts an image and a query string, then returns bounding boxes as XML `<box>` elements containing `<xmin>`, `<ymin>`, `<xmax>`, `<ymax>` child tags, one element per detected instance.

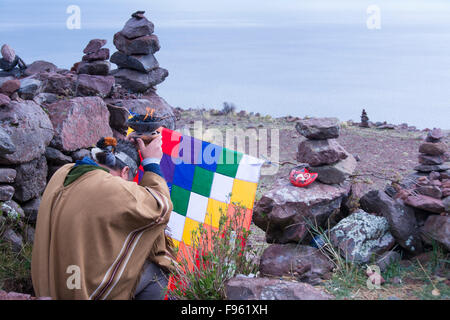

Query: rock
<box><xmin>82</xmin><ymin>48</ymin><xmax>110</xmax><ymax>62</ymax></box>
<box><xmin>83</xmin><ymin>39</ymin><xmax>107</xmax><ymax>54</ymax></box>
<box><xmin>113</xmin><ymin>32</ymin><xmax>160</xmax><ymax>55</ymax></box>
<box><xmin>110</xmin><ymin>51</ymin><xmax>159</xmax><ymax>73</ymax></box>
<box><xmin>296</xmin><ymin>138</ymin><xmax>348</xmax><ymax>166</ymax></box>
<box><xmin>415</xmin><ymin>185</ymin><xmax>442</xmax><ymax>199</ymax></box>
<box><xmin>443</xmin><ymin>197</ymin><xmax>450</xmax><ymax>213</ymax></box>
<box><xmin>360</xmin><ymin>109</ymin><xmax>369</xmax><ymax>128</ymax></box>
<box><xmin>376</xmin><ymin>251</ymin><xmax>401</xmax><ymax>272</ymax></box>
<box><xmin>71</xmin><ymin>149</ymin><xmax>91</xmax><ymax>161</ymax></box>
<box><xmin>0</xmin><ymin>168</ymin><xmax>16</xmax><ymax>183</ymax></box>
<box><xmin>77</xmin><ymin>60</ymin><xmax>110</xmax><ymax>76</ymax></box>
<box><xmin>1</xmin><ymin>44</ymin><xmax>15</xmax><ymax>63</ymax></box>
<box><xmin>418</xmin><ymin>154</ymin><xmax>445</xmax><ymax>165</ymax></box>
<box><xmin>0</xmin><ymin>76</ymin><xmax>14</xmax><ymax>88</ymax></box>
<box><xmin>329</xmin><ymin>210</ymin><xmax>395</xmax><ymax>264</ymax></box>
<box><xmin>45</xmin><ymin>147</ymin><xmax>72</xmax><ymax>165</ymax></box>
<box><xmin>253</xmin><ymin>178</ymin><xmax>349</xmax><ymax>243</ymax></box>
<box><xmin>0</xmin><ymin>79</ymin><xmax>20</xmax><ymax>95</ymax></box>
<box><xmin>18</xmin><ymin>78</ymin><xmax>42</xmax><ymax>99</ymax></box>
<box><xmin>21</xmin><ymin>198</ymin><xmax>40</xmax><ymax>223</ymax></box>
<box><xmin>1</xmin><ymin>200</ymin><xmax>24</xmax><ymax>219</ymax></box>
<box><xmin>23</xmin><ymin>60</ymin><xmax>57</xmax><ymax>76</ymax></box>
<box><xmin>0</xmin><ymin>93</ymin><xmax>10</xmax><ymax>106</ymax></box>
<box><xmin>1</xmin><ymin>228</ymin><xmax>23</xmax><ymax>252</ymax></box>
<box><xmin>36</xmin><ymin>72</ymin><xmax>77</xmax><ymax>96</ymax></box>
<box><xmin>404</xmin><ymin>195</ymin><xmax>444</xmax><ymax>214</ymax></box>
<box><xmin>33</xmin><ymin>92</ymin><xmax>59</xmax><ymax>105</ymax></box>
<box><xmin>426</xmin><ymin>128</ymin><xmax>444</xmax><ymax>143</ymax></box>
<box><xmin>47</xmin><ymin>97</ymin><xmax>112</xmax><ymax>152</ymax></box>
<box><xmin>0</xmin><ymin>185</ymin><xmax>15</xmax><ymax>201</ymax></box>
<box><xmin>25</xmin><ymin>226</ymin><xmax>35</xmax><ymax>243</ymax></box>
<box><xmin>106</xmin><ymin>103</ymin><xmax>129</xmax><ymax>132</ymax></box>
<box><xmin>13</xmin><ymin>155</ymin><xmax>47</xmax><ymax>202</ymax></box>
<box><xmin>421</xmin><ymin>215</ymin><xmax>450</xmax><ymax>251</ymax></box>
<box><xmin>76</xmin><ymin>74</ymin><xmax>114</xmax><ymax>97</ymax></box>
<box><xmin>376</xmin><ymin>124</ymin><xmax>395</xmax><ymax>130</ymax></box>
<box><xmin>418</xmin><ymin>142</ymin><xmax>447</xmax><ymax>156</ymax></box>
<box><xmin>295</xmin><ymin>117</ymin><xmax>340</xmax><ymax>140</ymax></box>
<box><xmin>0</xmin><ymin>126</ymin><xmax>16</xmax><ymax>155</ymax></box>
<box><xmin>225</xmin><ymin>276</ymin><xmax>333</xmax><ymax>300</ymax></box>
<box><xmin>259</xmin><ymin>244</ymin><xmax>333</xmax><ymax>284</ymax></box>
<box><xmin>111</xmin><ymin>67</ymin><xmax>168</xmax><ymax>92</ymax></box>
<box><xmin>414</xmin><ymin>163</ymin><xmax>450</xmax><ymax>173</ymax></box>
<box><xmin>360</xmin><ymin>190</ymin><xmax>423</xmax><ymax>254</ymax></box>
<box><xmin>310</xmin><ymin>153</ymin><xmax>357</xmax><ymax>185</ymax></box>
<box><xmin>0</xmin><ymin>100</ymin><xmax>53</xmax><ymax>164</ymax></box>
<box><xmin>121</xmin><ymin>15</ymin><xmax>154</xmax><ymax>39</ymax></box>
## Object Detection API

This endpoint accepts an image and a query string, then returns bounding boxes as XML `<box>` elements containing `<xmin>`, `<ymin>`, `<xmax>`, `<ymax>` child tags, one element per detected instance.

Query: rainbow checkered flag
<box><xmin>135</xmin><ymin>127</ymin><xmax>264</xmax><ymax>251</ymax></box>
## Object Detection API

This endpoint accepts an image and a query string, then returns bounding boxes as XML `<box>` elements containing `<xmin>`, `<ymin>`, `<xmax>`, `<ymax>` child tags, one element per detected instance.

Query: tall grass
<box><xmin>166</xmin><ymin>203</ymin><xmax>263</xmax><ymax>300</ymax></box>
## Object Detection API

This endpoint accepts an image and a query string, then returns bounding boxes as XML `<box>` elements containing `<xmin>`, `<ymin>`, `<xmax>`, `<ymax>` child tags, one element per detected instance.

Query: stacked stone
<box><xmin>77</xmin><ymin>39</ymin><xmax>111</xmax><ymax>76</ymax></box>
<box><xmin>295</xmin><ymin>117</ymin><xmax>357</xmax><ymax>185</ymax></box>
<box><xmin>110</xmin><ymin>11</ymin><xmax>168</xmax><ymax>93</ymax></box>
<box><xmin>414</xmin><ymin>128</ymin><xmax>449</xmax><ymax>173</ymax></box>
<box><xmin>360</xmin><ymin>109</ymin><xmax>369</xmax><ymax>128</ymax></box>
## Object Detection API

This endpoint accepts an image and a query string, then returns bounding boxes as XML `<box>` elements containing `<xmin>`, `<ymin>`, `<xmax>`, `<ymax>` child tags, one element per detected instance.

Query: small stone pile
<box><xmin>110</xmin><ymin>11</ymin><xmax>168</xmax><ymax>93</ymax></box>
<box><xmin>360</xmin><ymin>109</ymin><xmax>369</xmax><ymax>128</ymax></box>
<box><xmin>76</xmin><ymin>39</ymin><xmax>110</xmax><ymax>76</ymax></box>
<box><xmin>295</xmin><ymin>117</ymin><xmax>357</xmax><ymax>184</ymax></box>
<box><xmin>414</xmin><ymin>128</ymin><xmax>449</xmax><ymax>173</ymax></box>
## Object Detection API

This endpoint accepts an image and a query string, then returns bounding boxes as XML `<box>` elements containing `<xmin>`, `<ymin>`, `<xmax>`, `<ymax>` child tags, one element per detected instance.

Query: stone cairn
<box><xmin>360</xmin><ymin>109</ymin><xmax>369</xmax><ymax>128</ymax></box>
<box><xmin>295</xmin><ymin>117</ymin><xmax>357</xmax><ymax>185</ymax></box>
<box><xmin>414</xmin><ymin>128</ymin><xmax>449</xmax><ymax>174</ymax></box>
<box><xmin>76</xmin><ymin>39</ymin><xmax>111</xmax><ymax>76</ymax></box>
<box><xmin>110</xmin><ymin>11</ymin><xmax>168</xmax><ymax>93</ymax></box>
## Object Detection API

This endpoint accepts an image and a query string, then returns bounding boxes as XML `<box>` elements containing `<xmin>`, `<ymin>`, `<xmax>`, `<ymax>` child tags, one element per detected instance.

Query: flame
<box><xmin>143</xmin><ymin>107</ymin><xmax>155</xmax><ymax>121</ymax></box>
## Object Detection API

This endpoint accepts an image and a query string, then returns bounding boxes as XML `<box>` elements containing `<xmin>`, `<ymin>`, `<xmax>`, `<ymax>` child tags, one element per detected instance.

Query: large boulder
<box><xmin>310</xmin><ymin>153</ymin><xmax>357</xmax><ymax>185</ymax></box>
<box><xmin>111</xmin><ymin>67</ymin><xmax>168</xmax><ymax>93</ymax></box>
<box><xmin>110</xmin><ymin>51</ymin><xmax>159</xmax><ymax>73</ymax></box>
<box><xmin>297</xmin><ymin>138</ymin><xmax>347</xmax><ymax>166</ymax></box>
<box><xmin>13</xmin><ymin>155</ymin><xmax>47</xmax><ymax>202</ymax></box>
<box><xmin>0</xmin><ymin>100</ymin><xmax>53</xmax><ymax>164</ymax></box>
<box><xmin>259</xmin><ymin>244</ymin><xmax>333</xmax><ymax>284</ymax></box>
<box><xmin>113</xmin><ymin>32</ymin><xmax>160</xmax><ymax>55</ymax></box>
<box><xmin>225</xmin><ymin>276</ymin><xmax>333</xmax><ymax>300</ymax></box>
<box><xmin>120</xmin><ymin>15</ymin><xmax>154</xmax><ymax>39</ymax></box>
<box><xmin>23</xmin><ymin>60</ymin><xmax>57</xmax><ymax>76</ymax></box>
<box><xmin>359</xmin><ymin>190</ymin><xmax>423</xmax><ymax>254</ymax></box>
<box><xmin>253</xmin><ymin>178</ymin><xmax>349</xmax><ymax>243</ymax></box>
<box><xmin>329</xmin><ymin>210</ymin><xmax>395</xmax><ymax>264</ymax></box>
<box><xmin>76</xmin><ymin>74</ymin><xmax>114</xmax><ymax>97</ymax></box>
<box><xmin>421</xmin><ymin>215</ymin><xmax>450</xmax><ymax>251</ymax></box>
<box><xmin>295</xmin><ymin>117</ymin><xmax>340</xmax><ymax>140</ymax></box>
<box><xmin>46</xmin><ymin>97</ymin><xmax>112</xmax><ymax>152</ymax></box>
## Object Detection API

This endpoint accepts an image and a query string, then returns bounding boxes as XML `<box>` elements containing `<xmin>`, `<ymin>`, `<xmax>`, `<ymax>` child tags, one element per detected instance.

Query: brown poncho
<box><xmin>31</xmin><ymin>164</ymin><xmax>174</xmax><ymax>300</ymax></box>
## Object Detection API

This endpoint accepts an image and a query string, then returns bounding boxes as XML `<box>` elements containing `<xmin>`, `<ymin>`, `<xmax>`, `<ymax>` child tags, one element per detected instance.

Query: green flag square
<box><xmin>170</xmin><ymin>185</ymin><xmax>190</xmax><ymax>216</ymax></box>
<box><xmin>191</xmin><ymin>166</ymin><xmax>214</xmax><ymax>197</ymax></box>
<box><xmin>216</xmin><ymin>148</ymin><xmax>243</xmax><ymax>178</ymax></box>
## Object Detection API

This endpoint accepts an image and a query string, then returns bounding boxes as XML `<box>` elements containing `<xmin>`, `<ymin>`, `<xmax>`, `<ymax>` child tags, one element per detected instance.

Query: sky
<box><xmin>0</xmin><ymin>0</ymin><xmax>449</xmax><ymax>128</ymax></box>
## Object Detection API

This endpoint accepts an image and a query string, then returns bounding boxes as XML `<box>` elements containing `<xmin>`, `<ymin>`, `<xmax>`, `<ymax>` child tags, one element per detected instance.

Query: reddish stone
<box><xmin>82</xmin><ymin>48</ymin><xmax>110</xmax><ymax>62</ymax></box>
<box><xmin>83</xmin><ymin>39</ymin><xmax>107</xmax><ymax>54</ymax></box>
<box><xmin>0</xmin><ymin>79</ymin><xmax>20</xmax><ymax>95</ymax></box>
<box><xmin>113</xmin><ymin>32</ymin><xmax>160</xmax><ymax>55</ymax></box>
<box><xmin>76</xmin><ymin>74</ymin><xmax>114</xmax><ymax>97</ymax></box>
<box><xmin>405</xmin><ymin>195</ymin><xmax>445</xmax><ymax>213</ymax></box>
<box><xmin>46</xmin><ymin>97</ymin><xmax>112</xmax><ymax>152</ymax></box>
<box><xmin>421</xmin><ymin>215</ymin><xmax>450</xmax><ymax>251</ymax></box>
<box><xmin>419</xmin><ymin>142</ymin><xmax>448</xmax><ymax>156</ymax></box>
<box><xmin>0</xmin><ymin>93</ymin><xmax>10</xmax><ymax>106</ymax></box>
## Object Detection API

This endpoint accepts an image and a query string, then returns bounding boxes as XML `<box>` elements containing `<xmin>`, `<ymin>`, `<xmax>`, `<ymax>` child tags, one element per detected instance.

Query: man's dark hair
<box><xmin>95</xmin><ymin>138</ymin><xmax>141</xmax><ymax>179</ymax></box>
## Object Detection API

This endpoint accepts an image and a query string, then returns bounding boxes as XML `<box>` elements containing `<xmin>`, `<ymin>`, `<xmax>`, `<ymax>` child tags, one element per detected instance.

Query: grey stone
<box><xmin>113</xmin><ymin>32</ymin><xmax>160</xmax><ymax>55</ymax></box>
<box><xmin>444</xmin><ymin>197</ymin><xmax>450</xmax><ymax>213</ymax></box>
<box><xmin>418</xmin><ymin>154</ymin><xmax>445</xmax><ymax>165</ymax></box>
<box><xmin>77</xmin><ymin>60</ymin><xmax>110</xmax><ymax>76</ymax></box>
<box><xmin>329</xmin><ymin>210</ymin><xmax>395</xmax><ymax>264</ymax></box>
<box><xmin>414</xmin><ymin>163</ymin><xmax>450</xmax><ymax>173</ymax></box>
<box><xmin>45</xmin><ymin>147</ymin><xmax>73</xmax><ymax>165</ymax></box>
<box><xmin>0</xmin><ymin>168</ymin><xmax>16</xmax><ymax>183</ymax></box>
<box><xmin>111</xmin><ymin>67</ymin><xmax>168</xmax><ymax>93</ymax></box>
<box><xmin>121</xmin><ymin>16</ymin><xmax>154</xmax><ymax>39</ymax></box>
<box><xmin>421</xmin><ymin>215</ymin><xmax>450</xmax><ymax>251</ymax></box>
<box><xmin>24</xmin><ymin>60</ymin><xmax>57</xmax><ymax>76</ymax></box>
<box><xmin>110</xmin><ymin>51</ymin><xmax>159</xmax><ymax>73</ymax></box>
<box><xmin>0</xmin><ymin>126</ymin><xmax>16</xmax><ymax>155</ymax></box>
<box><xmin>295</xmin><ymin>117</ymin><xmax>340</xmax><ymax>140</ymax></box>
<box><xmin>376</xmin><ymin>251</ymin><xmax>401</xmax><ymax>272</ymax></box>
<box><xmin>1</xmin><ymin>228</ymin><xmax>23</xmax><ymax>252</ymax></box>
<box><xmin>0</xmin><ymin>100</ymin><xmax>53</xmax><ymax>164</ymax></box>
<box><xmin>76</xmin><ymin>74</ymin><xmax>114</xmax><ymax>98</ymax></box>
<box><xmin>310</xmin><ymin>153</ymin><xmax>357</xmax><ymax>185</ymax></box>
<box><xmin>18</xmin><ymin>77</ymin><xmax>42</xmax><ymax>99</ymax></box>
<box><xmin>297</xmin><ymin>138</ymin><xmax>347</xmax><ymax>166</ymax></box>
<box><xmin>0</xmin><ymin>93</ymin><xmax>10</xmax><ymax>106</ymax></box>
<box><xmin>71</xmin><ymin>149</ymin><xmax>91</xmax><ymax>161</ymax></box>
<box><xmin>0</xmin><ymin>185</ymin><xmax>15</xmax><ymax>201</ymax></box>
<box><xmin>13</xmin><ymin>155</ymin><xmax>48</xmax><ymax>202</ymax></box>
<box><xmin>1</xmin><ymin>200</ymin><xmax>24</xmax><ymax>219</ymax></box>
<box><xmin>33</xmin><ymin>92</ymin><xmax>59</xmax><ymax>105</ymax></box>
<box><xmin>21</xmin><ymin>198</ymin><xmax>40</xmax><ymax>223</ymax></box>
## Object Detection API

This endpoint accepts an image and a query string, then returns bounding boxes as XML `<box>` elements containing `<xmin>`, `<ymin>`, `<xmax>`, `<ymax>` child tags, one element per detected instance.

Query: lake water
<box><xmin>1</xmin><ymin>1</ymin><xmax>449</xmax><ymax>129</ymax></box>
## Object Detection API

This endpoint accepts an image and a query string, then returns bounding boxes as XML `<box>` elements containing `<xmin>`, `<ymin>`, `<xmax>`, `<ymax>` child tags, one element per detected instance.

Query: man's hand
<box><xmin>136</xmin><ymin>136</ymin><xmax>163</xmax><ymax>160</ymax></box>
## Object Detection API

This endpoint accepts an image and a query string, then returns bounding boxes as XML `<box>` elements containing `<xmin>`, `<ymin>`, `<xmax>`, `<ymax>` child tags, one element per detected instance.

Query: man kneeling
<box><xmin>31</xmin><ymin>136</ymin><xmax>175</xmax><ymax>300</ymax></box>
